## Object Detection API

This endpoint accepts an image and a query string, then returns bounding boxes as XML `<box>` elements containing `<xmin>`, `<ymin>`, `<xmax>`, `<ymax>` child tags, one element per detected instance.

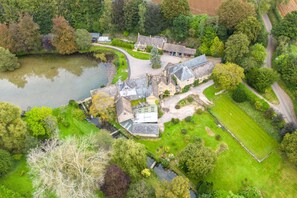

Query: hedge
<box><xmin>111</xmin><ymin>39</ymin><xmax>134</xmax><ymax>50</ymax></box>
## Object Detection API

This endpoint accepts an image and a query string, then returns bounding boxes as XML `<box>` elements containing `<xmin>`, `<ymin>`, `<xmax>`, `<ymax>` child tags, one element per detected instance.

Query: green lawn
<box><xmin>205</xmin><ymin>86</ymin><xmax>277</xmax><ymax>160</ymax></box>
<box><xmin>124</xmin><ymin>48</ymin><xmax>150</xmax><ymax>60</ymax></box>
<box><xmin>0</xmin><ymin>157</ymin><xmax>33</xmax><ymax>197</ymax></box>
<box><xmin>139</xmin><ymin>111</ymin><xmax>297</xmax><ymax>197</ymax></box>
<box><xmin>53</xmin><ymin>105</ymin><xmax>100</xmax><ymax>138</ymax></box>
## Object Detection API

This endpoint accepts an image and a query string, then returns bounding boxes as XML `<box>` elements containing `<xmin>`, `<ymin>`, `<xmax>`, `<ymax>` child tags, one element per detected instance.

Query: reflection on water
<box><xmin>0</xmin><ymin>54</ymin><xmax>111</xmax><ymax>109</ymax></box>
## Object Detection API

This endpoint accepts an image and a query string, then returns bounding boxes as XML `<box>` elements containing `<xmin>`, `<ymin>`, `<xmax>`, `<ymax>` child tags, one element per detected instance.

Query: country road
<box><xmin>262</xmin><ymin>14</ymin><xmax>297</xmax><ymax>124</ymax></box>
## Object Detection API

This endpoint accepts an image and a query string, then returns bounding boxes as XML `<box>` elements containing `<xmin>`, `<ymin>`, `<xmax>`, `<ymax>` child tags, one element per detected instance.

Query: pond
<box><xmin>0</xmin><ymin>54</ymin><xmax>113</xmax><ymax>109</ymax></box>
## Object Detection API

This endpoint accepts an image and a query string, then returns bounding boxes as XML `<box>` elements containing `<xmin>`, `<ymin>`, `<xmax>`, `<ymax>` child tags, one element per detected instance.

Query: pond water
<box><xmin>0</xmin><ymin>54</ymin><xmax>112</xmax><ymax>109</ymax></box>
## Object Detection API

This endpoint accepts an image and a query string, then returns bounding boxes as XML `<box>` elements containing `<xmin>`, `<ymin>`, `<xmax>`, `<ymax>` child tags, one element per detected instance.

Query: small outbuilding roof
<box><xmin>163</xmin><ymin>43</ymin><xmax>196</xmax><ymax>55</ymax></box>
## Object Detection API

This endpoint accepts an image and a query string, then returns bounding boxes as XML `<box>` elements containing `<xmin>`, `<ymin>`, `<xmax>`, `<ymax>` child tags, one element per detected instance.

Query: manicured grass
<box><xmin>139</xmin><ymin>112</ymin><xmax>297</xmax><ymax>196</ymax></box>
<box><xmin>206</xmin><ymin>87</ymin><xmax>277</xmax><ymax>160</ymax></box>
<box><xmin>124</xmin><ymin>48</ymin><xmax>150</xmax><ymax>60</ymax></box>
<box><xmin>0</xmin><ymin>157</ymin><xmax>33</xmax><ymax>197</ymax></box>
<box><xmin>53</xmin><ymin>105</ymin><xmax>100</xmax><ymax>138</ymax></box>
<box><xmin>261</xmin><ymin>87</ymin><xmax>279</xmax><ymax>105</ymax></box>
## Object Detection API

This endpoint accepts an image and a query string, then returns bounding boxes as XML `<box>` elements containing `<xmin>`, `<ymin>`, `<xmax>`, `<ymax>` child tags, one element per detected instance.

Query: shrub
<box><xmin>196</xmin><ymin>109</ymin><xmax>204</xmax><ymax>114</ymax></box>
<box><xmin>185</xmin><ymin>116</ymin><xmax>192</xmax><ymax>122</ymax></box>
<box><xmin>264</xmin><ymin>108</ymin><xmax>275</xmax><ymax>120</ymax></box>
<box><xmin>194</xmin><ymin>80</ymin><xmax>200</xmax><ymax>87</ymax></box>
<box><xmin>171</xmin><ymin>118</ymin><xmax>180</xmax><ymax>124</ymax></box>
<box><xmin>123</xmin><ymin>31</ymin><xmax>130</xmax><ymax>37</ymax></box>
<box><xmin>182</xmin><ymin>85</ymin><xmax>191</xmax><ymax>93</ymax></box>
<box><xmin>273</xmin><ymin>114</ymin><xmax>286</xmax><ymax>129</ymax></box>
<box><xmin>111</xmin><ymin>39</ymin><xmax>134</xmax><ymax>49</ymax></box>
<box><xmin>181</xmin><ymin>129</ymin><xmax>188</xmax><ymax>135</ymax></box>
<box><xmin>71</xmin><ymin>109</ymin><xmax>86</xmax><ymax>121</ymax></box>
<box><xmin>160</xmin><ymin>158</ymin><xmax>170</xmax><ymax>169</ymax></box>
<box><xmin>0</xmin><ymin>149</ymin><xmax>13</xmax><ymax>176</ymax></box>
<box><xmin>232</xmin><ymin>85</ymin><xmax>247</xmax><ymax>103</ymax></box>
<box><xmin>187</xmin><ymin>96</ymin><xmax>194</xmax><ymax>103</ymax></box>
<box><xmin>280</xmin><ymin>123</ymin><xmax>297</xmax><ymax>139</ymax></box>
<box><xmin>146</xmin><ymin>46</ymin><xmax>153</xmax><ymax>53</ymax></box>
<box><xmin>215</xmin><ymin>135</ymin><xmax>222</xmax><ymax>141</ymax></box>
<box><xmin>175</xmin><ymin>104</ymin><xmax>181</xmax><ymax>109</ymax></box>
<box><xmin>68</xmin><ymin>100</ymin><xmax>79</xmax><ymax>108</ymax></box>
<box><xmin>141</xmin><ymin>168</ymin><xmax>151</xmax><ymax>178</ymax></box>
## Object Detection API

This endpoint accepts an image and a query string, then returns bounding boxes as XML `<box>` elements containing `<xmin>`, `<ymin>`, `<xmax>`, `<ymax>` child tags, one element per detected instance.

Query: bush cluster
<box><xmin>171</xmin><ymin>118</ymin><xmax>180</xmax><ymax>124</ymax></box>
<box><xmin>111</xmin><ymin>39</ymin><xmax>134</xmax><ymax>49</ymax></box>
<box><xmin>0</xmin><ymin>149</ymin><xmax>13</xmax><ymax>176</ymax></box>
<box><xmin>182</xmin><ymin>85</ymin><xmax>191</xmax><ymax>93</ymax></box>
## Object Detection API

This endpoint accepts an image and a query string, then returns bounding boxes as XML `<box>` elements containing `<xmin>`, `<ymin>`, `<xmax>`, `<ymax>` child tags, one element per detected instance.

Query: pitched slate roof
<box><xmin>120</xmin><ymin>120</ymin><xmax>159</xmax><ymax>137</ymax></box>
<box><xmin>116</xmin><ymin>97</ymin><xmax>133</xmax><ymax>122</ymax></box>
<box><xmin>136</xmin><ymin>34</ymin><xmax>167</xmax><ymax>48</ymax></box>
<box><xmin>174</xmin><ymin>66</ymin><xmax>195</xmax><ymax>81</ymax></box>
<box><xmin>163</xmin><ymin>43</ymin><xmax>196</xmax><ymax>55</ymax></box>
<box><xmin>168</xmin><ymin>54</ymin><xmax>208</xmax><ymax>75</ymax></box>
<box><xmin>192</xmin><ymin>62</ymin><xmax>215</xmax><ymax>79</ymax></box>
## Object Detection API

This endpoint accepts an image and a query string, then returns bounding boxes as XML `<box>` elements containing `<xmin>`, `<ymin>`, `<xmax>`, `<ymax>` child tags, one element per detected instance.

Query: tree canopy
<box><xmin>272</xmin><ymin>11</ymin><xmax>297</xmax><ymax>40</ymax></box>
<box><xmin>225</xmin><ymin>33</ymin><xmax>250</xmax><ymax>63</ymax></box>
<box><xmin>75</xmin><ymin>29</ymin><xmax>91</xmax><ymax>51</ymax></box>
<box><xmin>218</xmin><ymin>0</ymin><xmax>256</xmax><ymax>29</ymax></box>
<box><xmin>90</xmin><ymin>91</ymin><xmax>115</xmax><ymax>122</ymax></box>
<box><xmin>112</xmin><ymin>139</ymin><xmax>147</xmax><ymax>179</ymax></box>
<box><xmin>281</xmin><ymin>131</ymin><xmax>297</xmax><ymax>165</ymax></box>
<box><xmin>0</xmin><ymin>149</ymin><xmax>13</xmax><ymax>176</ymax></box>
<box><xmin>25</xmin><ymin>107</ymin><xmax>57</xmax><ymax>138</ymax></box>
<box><xmin>0</xmin><ymin>102</ymin><xmax>28</xmax><ymax>153</ymax></box>
<box><xmin>51</xmin><ymin>16</ymin><xmax>77</xmax><ymax>54</ymax></box>
<box><xmin>179</xmin><ymin>143</ymin><xmax>216</xmax><ymax>180</ymax></box>
<box><xmin>172</xmin><ymin>15</ymin><xmax>190</xmax><ymax>41</ymax></box>
<box><xmin>235</xmin><ymin>16</ymin><xmax>261</xmax><ymax>43</ymax></box>
<box><xmin>212</xmin><ymin>63</ymin><xmax>245</xmax><ymax>90</ymax></box>
<box><xmin>155</xmin><ymin>176</ymin><xmax>190</xmax><ymax>198</ymax></box>
<box><xmin>28</xmin><ymin>134</ymin><xmax>111</xmax><ymax>197</ymax></box>
<box><xmin>126</xmin><ymin>179</ymin><xmax>155</xmax><ymax>198</ymax></box>
<box><xmin>150</xmin><ymin>47</ymin><xmax>162</xmax><ymax>69</ymax></box>
<box><xmin>0</xmin><ymin>47</ymin><xmax>20</xmax><ymax>72</ymax></box>
<box><xmin>160</xmin><ymin>0</ymin><xmax>190</xmax><ymax>21</ymax></box>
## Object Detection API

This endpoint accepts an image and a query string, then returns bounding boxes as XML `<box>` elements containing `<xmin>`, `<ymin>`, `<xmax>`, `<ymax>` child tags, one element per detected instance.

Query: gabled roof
<box><xmin>116</xmin><ymin>97</ymin><xmax>133</xmax><ymax>121</ymax></box>
<box><xmin>174</xmin><ymin>66</ymin><xmax>195</xmax><ymax>81</ymax></box>
<box><xmin>192</xmin><ymin>62</ymin><xmax>215</xmax><ymax>79</ymax></box>
<box><xmin>168</xmin><ymin>55</ymin><xmax>208</xmax><ymax>75</ymax></box>
<box><xmin>163</xmin><ymin>43</ymin><xmax>196</xmax><ymax>55</ymax></box>
<box><xmin>136</xmin><ymin>34</ymin><xmax>167</xmax><ymax>48</ymax></box>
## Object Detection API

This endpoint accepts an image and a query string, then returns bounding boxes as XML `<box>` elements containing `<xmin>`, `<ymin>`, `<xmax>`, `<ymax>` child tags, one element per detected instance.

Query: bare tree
<box><xmin>27</xmin><ymin>134</ymin><xmax>111</xmax><ymax>198</ymax></box>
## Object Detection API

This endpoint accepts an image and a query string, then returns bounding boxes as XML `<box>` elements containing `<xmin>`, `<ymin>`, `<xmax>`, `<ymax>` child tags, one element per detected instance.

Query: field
<box><xmin>278</xmin><ymin>0</ymin><xmax>297</xmax><ymax>16</ymax></box>
<box><xmin>139</xmin><ymin>87</ymin><xmax>297</xmax><ymax>196</ymax></box>
<box><xmin>205</xmin><ymin>86</ymin><xmax>277</xmax><ymax>160</ymax></box>
<box><xmin>152</xmin><ymin>0</ymin><xmax>222</xmax><ymax>16</ymax></box>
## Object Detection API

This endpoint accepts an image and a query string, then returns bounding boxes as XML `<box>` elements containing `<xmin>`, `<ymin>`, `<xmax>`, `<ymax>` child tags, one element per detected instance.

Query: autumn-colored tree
<box><xmin>8</xmin><ymin>22</ymin><xmax>21</xmax><ymax>54</ymax></box>
<box><xmin>218</xmin><ymin>0</ymin><xmax>256</xmax><ymax>29</ymax></box>
<box><xmin>51</xmin><ymin>16</ymin><xmax>77</xmax><ymax>54</ymax></box>
<box><xmin>212</xmin><ymin>63</ymin><xmax>245</xmax><ymax>90</ymax></box>
<box><xmin>17</xmin><ymin>14</ymin><xmax>41</xmax><ymax>53</ymax></box>
<box><xmin>0</xmin><ymin>24</ymin><xmax>14</xmax><ymax>51</ymax></box>
<box><xmin>90</xmin><ymin>91</ymin><xmax>115</xmax><ymax>122</ymax></box>
<box><xmin>101</xmin><ymin>165</ymin><xmax>130</xmax><ymax>198</ymax></box>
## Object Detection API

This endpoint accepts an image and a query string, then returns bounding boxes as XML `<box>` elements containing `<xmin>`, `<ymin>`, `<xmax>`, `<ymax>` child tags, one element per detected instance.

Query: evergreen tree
<box><xmin>150</xmin><ymin>47</ymin><xmax>161</xmax><ymax>69</ymax></box>
<box><xmin>161</xmin><ymin>0</ymin><xmax>190</xmax><ymax>21</ymax></box>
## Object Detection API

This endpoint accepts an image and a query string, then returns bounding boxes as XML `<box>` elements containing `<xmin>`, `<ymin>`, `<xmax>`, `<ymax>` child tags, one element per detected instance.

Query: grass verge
<box><xmin>261</xmin><ymin>87</ymin><xmax>280</xmax><ymax>105</ymax></box>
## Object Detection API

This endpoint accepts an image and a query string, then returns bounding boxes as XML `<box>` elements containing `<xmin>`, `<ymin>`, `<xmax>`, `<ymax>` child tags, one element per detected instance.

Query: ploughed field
<box><xmin>278</xmin><ymin>0</ymin><xmax>297</xmax><ymax>16</ymax></box>
<box><xmin>152</xmin><ymin>0</ymin><xmax>222</xmax><ymax>16</ymax></box>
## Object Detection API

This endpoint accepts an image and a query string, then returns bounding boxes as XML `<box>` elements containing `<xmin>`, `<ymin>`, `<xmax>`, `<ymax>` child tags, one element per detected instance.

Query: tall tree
<box><xmin>250</xmin><ymin>43</ymin><xmax>267</xmax><ymax>66</ymax></box>
<box><xmin>150</xmin><ymin>47</ymin><xmax>161</xmax><ymax>69</ymax></box>
<box><xmin>210</xmin><ymin>36</ymin><xmax>224</xmax><ymax>57</ymax></box>
<box><xmin>0</xmin><ymin>24</ymin><xmax>14</xmax><ymax>51</ymax></box>
<box><xmin>101</xmin><ymin>165</ymin><xmax>130</xmax><ymax>198</ymax></box>
<box><xmin>0</xmin><ymin>102</ymin><xmax>28</xmax><ymax>153</ymax></box>
<box><xmin>17</xmin><ymin>14</ymin><xmax>41</xmax><ymax>53</ymax></box>
<box><xmin>8</xmin><ymin>22</ymin><xmax>22</xmax><ymax>54</ymax></box>
<box><xmin>90</xmin><ymin>92</ymin><xmax>115</xmax><ymax>122</ymax></box>
<box><xmin>281</xmin><ymin>131</ymin><xmax>297</xmax><ymax>165</ymax></box>
<box><xmin>27</xmin><ymin>135</ymin><xmax>111</xmax><ymax>198</ymax></box>
<box><xmin>212</xmin><ymin>63</ymin><xmax>245</xmax><ymax>90</ymax></box>
<box><xmin>25</xmin><ymin>107</ymin><xmax>57</xmax><ymax>139</ymax></box>
<box><xmin>75</xmin><ymin>29</ymin><xmax>91</xmax><ymax>50</ymax></box>
<box><xmin>0</xmin><ymin>47</ymin><xmax>20</xmax><ymax>72</ymax></box>
<box><xmin>225</xmin><ymin>33</ymin><xmax>250</xmax><ymax>63</ymax></box>
<box><xmin>138</xmin><ymin>1</ymin><xmax>147</xmax><ymax>34</ymax></box>
<box><xmin>178</xmin><ymin>143</ymin><xmax>216</xmax><ymax>180</ymax></box>
<box><xmin>144</xmin><ymin>3</ymin><xmax>166</xmax><ymax>35</ymax></box>
<box><xmin>235</xmin><ymin>16</ymin><xmax>261</xmax><ymax>43</ymax></box>
<box><xmin>155</xmin><ymin>176</ymin><xmax>190</xmax><ymax>198</ymax></box>
<box><xmin>112</xmin><ymin>0</ymin><xmax>125</xmax><ymax>31</ymax></box>
<box><xmin>246</xmin><ymin>67</ymin><xmax>279</xmax><ymax>93</ymax></box>
<box><xmin>172</xmin><ymin>15</ymin><xmax>190</xmax><ymax>41</ymax></box>
<box><xmin>123</xmin><ymin>0</ymin><xmax>142</xmax><ymax>32</ymax></box>
<box><xmin>51</xmin><ymin>16</ymin><xmax>77</xmax><ymax>54</ymax></box>
<box><xmin>160</xmin><ymin>0</ymin><xmax>190</xmax><ymax>21</ymax></box>
<box><xmin>112</xmin><ymin>139</ymin><xmax>147</xmax><ymax>179</ymax></box>
<box><xmin>126</xmin><ymin>180</ymin><xmax>155</xmax><ymax>198</ymax></box>
<box><xmin>272</xmin><ymin>11</ymin><xmax>297</xmax><ymax>40</ymax></box>
<box><xmin>99</xmin><ymin>0</ymin><xmax>114</xmax><ymax>32</ymax></box>
<box><xmin>218</xmin><ymin>0</ymin><xmax>256</xmax><ymax>29</ymax></box>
